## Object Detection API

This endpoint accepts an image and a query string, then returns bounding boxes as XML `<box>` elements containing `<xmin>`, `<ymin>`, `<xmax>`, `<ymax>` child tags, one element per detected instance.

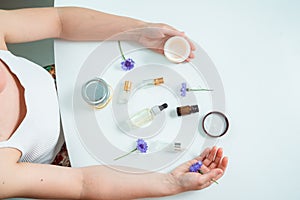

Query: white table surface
<box><xmin>54</xmin><ymin>0</ymin><xmax>300</xmax><ymax>199</ymax></box>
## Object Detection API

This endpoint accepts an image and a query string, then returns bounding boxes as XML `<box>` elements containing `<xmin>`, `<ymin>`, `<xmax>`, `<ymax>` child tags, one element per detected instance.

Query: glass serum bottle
<box><xmin>118</xmin><ymin>80</ymin><xmax>132</xmax><ymax>104</ymax></box>
<box><xmin>129</xmin><ymin>103</ymin><xmax>168</xmax><ymax>128</ymax></box>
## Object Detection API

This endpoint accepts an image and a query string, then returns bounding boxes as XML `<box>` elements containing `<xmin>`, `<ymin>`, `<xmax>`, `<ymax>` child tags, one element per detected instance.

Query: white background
<box><xmin>54</xmin><ymin>0</ymin><xmax>300</xmax><ymax>200</ymax></box>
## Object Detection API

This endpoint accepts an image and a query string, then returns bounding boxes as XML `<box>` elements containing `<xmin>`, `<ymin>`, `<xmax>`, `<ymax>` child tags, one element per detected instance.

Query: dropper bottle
<box><xmin>176</xmin><ymin>105</ymin><xmax>199</xmax><ymax>116</ymax></box>
<box><xmin>129</xmin><ymin>103</ymin><xmax>168</xmax><ymax>128</ymax></box>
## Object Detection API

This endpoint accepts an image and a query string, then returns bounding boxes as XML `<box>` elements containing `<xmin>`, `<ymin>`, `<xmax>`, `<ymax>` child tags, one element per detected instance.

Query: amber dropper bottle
<box><xmin>176</xmin><ymin>105</ymin><xmax>199</xmax><ymax>116</ymax></box>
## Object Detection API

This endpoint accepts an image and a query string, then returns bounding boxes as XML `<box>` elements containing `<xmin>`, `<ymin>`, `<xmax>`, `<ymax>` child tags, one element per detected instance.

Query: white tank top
<box><xmin>0</xmin><ymin>50</ymin><xmax>62</xmax><ymax>164</ymax></box>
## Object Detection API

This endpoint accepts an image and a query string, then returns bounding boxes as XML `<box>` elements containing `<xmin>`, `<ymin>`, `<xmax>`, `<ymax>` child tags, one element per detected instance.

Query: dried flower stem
<box><xmin>118</xmin><ymin>40</ymin><xmax>126</xmax><ymax>60</ymax></box>
<box><xmin>114</xmin><ymin>148</ymin><xmax>137</xmax><ymax>161</ymax></box>
<box><xmin>187</xmin><ymin>88</ymin><xmax>213</xmax><ymax>91</ymax></box>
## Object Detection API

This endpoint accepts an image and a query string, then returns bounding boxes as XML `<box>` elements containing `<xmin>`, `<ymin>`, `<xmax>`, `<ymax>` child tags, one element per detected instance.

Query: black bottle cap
<box><xmin>190</xmin><ymin>105</ymin><xmax>199</xmax><ymax>113</ymax></box>
<box><xmin>159</xmin><ymin>103</ymin><xmax>168</xmax><ymax>111</ymax></box>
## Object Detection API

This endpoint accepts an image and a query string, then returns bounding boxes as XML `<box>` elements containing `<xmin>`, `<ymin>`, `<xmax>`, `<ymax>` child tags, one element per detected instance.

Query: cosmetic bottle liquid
<box><xmin>176</xmin><ymin>105</ymin><xmax>199</xmax><ymax>116</ymax></box>
<box><xmin>130</xmin><ymin>103</ymin><xmax>168</xmax><ymax>128</ymax></box>
<box><xmin>118</xmin><ymin>80</ymin><xmax>132</xmax><ymax>104</ymax></box>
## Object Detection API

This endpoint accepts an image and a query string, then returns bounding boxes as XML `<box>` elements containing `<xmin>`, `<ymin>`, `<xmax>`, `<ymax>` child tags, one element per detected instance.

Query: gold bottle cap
<box><xmin>123</xmin><ymin>81</ymin><xmax>132</xmax><ymax>91</ymax></box>
<box><xmin>154</xmin><ymin>77</ymin><xmax>164</xmax><ymax>85</ymax></box>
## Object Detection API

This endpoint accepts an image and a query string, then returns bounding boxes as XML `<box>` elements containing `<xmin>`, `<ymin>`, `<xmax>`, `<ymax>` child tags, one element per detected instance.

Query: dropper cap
<box><xmin>123</xmin><ymin>81</ymin><xmax>132</xmax><ymax>91</ymax></box>
<box><xmin>158</xmin><ymin>103</ymin><xmax>168</xmax><ymax>111</ymax></box>
<box><xmin>151</xmin><ymin>103</ymin><xmax>168</xmax><ymax>115</ymax></box>
<box><xmin>154</xmin><ymin>77</ymin><xmax>164</xmax><ymax>85</ymax></box>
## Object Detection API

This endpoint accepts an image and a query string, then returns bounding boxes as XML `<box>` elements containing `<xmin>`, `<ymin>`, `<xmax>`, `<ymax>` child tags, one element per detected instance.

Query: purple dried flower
<box><xmin>181</xmin><ymin>82</ymin><xmax>213</xmax><ymax>97</ymax></box>
<box><xmin>136</xmin><ymin>139</ymin><xmax>148</xmax><ymax>153</ymax></box>
<box><xmin>180</xmin><ymin>82</ymin><xmax>187</xmax><ymax>97</ymax></box>
<box><xmin>121</xmin><ymin>58</ymin><xmax>135</xmax><ymax>71</ymax></box>
<box><xmin>118</xmin><ymin>40</ymin><xmax>135</xmax><ymax>71</ymax></box>
<box><xmin>189</xmin><ymin>161</ymin><xmax>203</xmax><ymax>172</ymax></box>
<box><xmin>114</xmin><ymin>139</ymin><xmax>148</xmax><ymax>160</ymax></box>
<box><xmin>189</xmin><ymin>160</ymin><xmax>219</xmax><ymax>184</ymax></box>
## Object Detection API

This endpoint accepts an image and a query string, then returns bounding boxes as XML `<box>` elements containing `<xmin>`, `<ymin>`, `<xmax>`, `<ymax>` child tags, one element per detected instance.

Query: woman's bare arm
<box><xmin>0</xmin><ymin>8</ymin><xmax>61</xmax><ymax>50</ymax></box>
<box><xmin>0</xmin><ymin>7</ymin><xmax>144</xmax><ymax>48</ymax></box>
<box><xmin>0</xmin><ymin>7</ymin><xmax>195</xmax><ymax>59</ymax></box>
<box><xmin>0</xmin><ymin>147</ymin><xmax>227</xmax><ymax>199</ymax></box>
<box><xmin>0</xmin><ymin>148</ymin><xmax>175</xmax><ymax>199</ymax></box>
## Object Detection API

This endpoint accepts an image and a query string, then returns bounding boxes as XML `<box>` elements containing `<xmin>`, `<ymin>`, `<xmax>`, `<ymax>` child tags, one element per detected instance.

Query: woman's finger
<box><xmin>217</xmin><ymin>156</ymin><xmax>229</xmax><ymax>172</ymax></box>
<box><xmin>195</xmin><ymin>147</ymin><xmax>211</xmax><ymax>161</ymax></box>
<box><xmin>161</xmin><ymin>26</ymin><xmax>184</xmax><ymax>37</ymax></box>
<box><xmin>182</xmin><ymin>36</ymin><xmax>196</xmax><ymax>51</ymax></box>
<box><xmin>208</xmin><ymin>148</ymin><xmax>223</xmax><ymax>169</ymax></box>
<box><xmin>202</xmin><ymin>146</ymin><xmax>218</xmax><ymax>166</ymax></box>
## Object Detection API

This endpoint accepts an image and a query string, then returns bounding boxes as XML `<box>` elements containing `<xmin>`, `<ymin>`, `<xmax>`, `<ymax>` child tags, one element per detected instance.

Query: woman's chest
<box><xmin>0</xmin><ymin>65</ymin><xmax>26</xmax><ymax>142</ymax></box>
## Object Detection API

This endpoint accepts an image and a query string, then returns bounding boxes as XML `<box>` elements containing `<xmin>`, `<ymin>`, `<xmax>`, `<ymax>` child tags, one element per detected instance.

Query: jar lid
<box><xmin>82</xmin><ymin>78</ymin><xmax>110</xmax><ymax>106</ymax></box>
<box><xmin>202</xmin><ymin>111</ymin><xmax>229</xmax><ymax>137</ymax></box>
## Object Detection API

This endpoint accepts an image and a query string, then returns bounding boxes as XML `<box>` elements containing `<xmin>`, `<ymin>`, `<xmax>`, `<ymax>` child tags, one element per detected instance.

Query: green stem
<box><xmin>118</xmin><ymin>40</ymin><xmax>126</xmax><ymax>61</ymax></box>
<box><xmin>187</xmin><ymin>88</ymin><xmax>213</xmax><ymax>92</ymax></box>
<box><xmin>114</xmin><ymin>148</ymin><xmax>137</xmax><ymax>161</ymax></box>
<box><xmin>198</xmin><ymin>170</ymin><xmax>219</xmax><ymax>184</ymax></box>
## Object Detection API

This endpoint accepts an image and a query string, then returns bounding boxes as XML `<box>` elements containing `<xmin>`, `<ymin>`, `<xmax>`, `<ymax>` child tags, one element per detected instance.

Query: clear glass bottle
<box><xmin>118</xmin><ymin>80</ymin><xmax>132</xmax><ymax>104</ymax></box>
<box><xmin>129</xmin><ymin>103</ymin><xmax>168</xmax><ymax>128</ymax></box>
<box><xmin>141</xmin><ymin>77</ymin><xmax>164</xmax><ymax>87</ymax></box>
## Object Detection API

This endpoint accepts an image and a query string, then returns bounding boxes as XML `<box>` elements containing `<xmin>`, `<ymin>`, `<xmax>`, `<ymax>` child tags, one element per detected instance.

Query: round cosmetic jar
<box><xmin>164</xmin><ymin>36</ymin><xmax>191</xmax><ymax>63</ymax></box>
<box><xmin>81</xmin><ymin>78</ymin><xmax>113</xmax><ymax>109</ymax></box>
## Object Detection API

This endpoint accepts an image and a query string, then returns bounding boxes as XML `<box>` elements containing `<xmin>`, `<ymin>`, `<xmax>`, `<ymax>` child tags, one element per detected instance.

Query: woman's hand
<box><xmin>169</xmin><ymin>146</ymin><xmax>228</xmax><ymax>192</ymax></box>
<box><xmin>137</xmin><ymin>23</ymin><xmax>196</xmax><ymax>62</ymax></box>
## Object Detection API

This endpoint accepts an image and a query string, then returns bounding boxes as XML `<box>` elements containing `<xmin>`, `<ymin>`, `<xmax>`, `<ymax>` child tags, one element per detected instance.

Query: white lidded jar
<box><xmin>164</xmin><ymin>36</ymin><xmax>191</xmax><ymax>63</ymax></box>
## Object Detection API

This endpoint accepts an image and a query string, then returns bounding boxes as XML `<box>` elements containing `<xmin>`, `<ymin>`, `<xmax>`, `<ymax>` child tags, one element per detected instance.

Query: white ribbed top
<box><xmin>0</xmin><ymin>50</ymin><xmax>62</xmax><ymax>164</ymax></box>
